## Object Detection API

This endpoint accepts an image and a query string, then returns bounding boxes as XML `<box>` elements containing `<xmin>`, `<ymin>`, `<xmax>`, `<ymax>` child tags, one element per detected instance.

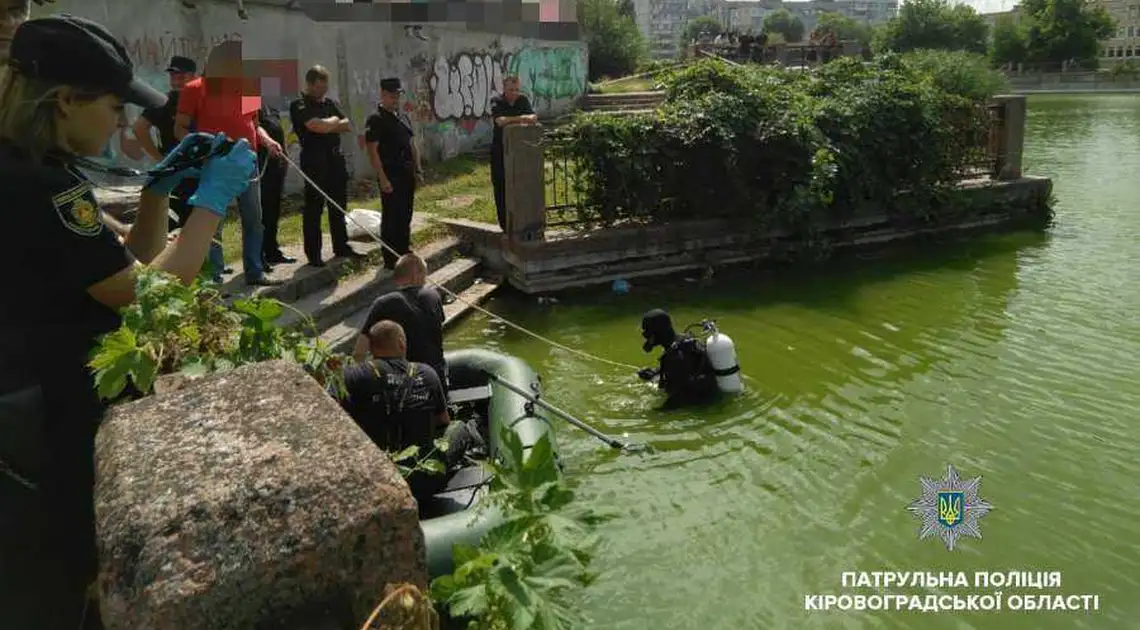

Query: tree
<box><xmin>989</xmin><ymin>14</ymin><xmax>1028</xmax><ymax>65</ymax></box>
<box><xmin>814</xmin><ymin>12</ymin><xmax>872</xmax><ymax>47</ymax></box>
<box><xmin>874</xmin><ymin>0</ymin><xmax>989</xmax><ymax>55</ymax></box>
<box><xmin>579</xmin><ymin>0</ymin><xmax>647</xmax><ymax>80</ymax></box>
<box><xmin>616</xmin><ymin>0</ymin><xmax>636</xmax><ymax>20</ymax></box>
<box><xmin>1018</xmin><ymin>0</ymin><xmax>1116</xmax><ymax>66</ymax></box>
<box><xmin>764</xmin><ymin>9</ymin><xmax>806</xmax><ymax>44</ymax></box>
<box><xmin>684</xmin><ymin>15</ymin><xmax>724</xmax><ymax>43</ymax></box>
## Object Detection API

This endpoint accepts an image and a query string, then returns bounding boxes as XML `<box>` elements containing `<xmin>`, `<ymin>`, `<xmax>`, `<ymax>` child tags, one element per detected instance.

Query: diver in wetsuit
<box><xmin>637</xmin><ymin>309</ymin><xmax>719</xmax><ymax>407</ymax></box>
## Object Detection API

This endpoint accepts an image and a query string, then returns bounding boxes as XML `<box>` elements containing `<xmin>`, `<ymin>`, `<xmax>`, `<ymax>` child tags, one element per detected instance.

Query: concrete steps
<box><xmin>579</xmin><ymin>91</ymin><xmax>665</xmax><ymax>113</ymax></box>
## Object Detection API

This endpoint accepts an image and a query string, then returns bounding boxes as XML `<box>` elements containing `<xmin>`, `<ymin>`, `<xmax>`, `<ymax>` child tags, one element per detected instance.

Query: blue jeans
<box><xmin>207</xmin><ymin>183</ymin><xmax>265</xmax><ymax>282</ymax></box>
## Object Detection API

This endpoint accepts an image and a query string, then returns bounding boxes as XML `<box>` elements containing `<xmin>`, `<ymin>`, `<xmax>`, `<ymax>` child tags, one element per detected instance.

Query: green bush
<box><xmin>896</xmin><ymin>49</ymin><xmax>1009</xmax><ymax>101</ymax></box>
<box><xmin>550</xmin><ymin>57</ymin><xmax>994</xmax><ymax>232</ymax></box>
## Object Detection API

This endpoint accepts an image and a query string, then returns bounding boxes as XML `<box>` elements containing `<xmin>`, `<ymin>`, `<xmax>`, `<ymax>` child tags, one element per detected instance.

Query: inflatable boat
<box><xmin>418</xmin><ymin>348</ymin><xmax>560</xmax><ymax>578</ymax></box>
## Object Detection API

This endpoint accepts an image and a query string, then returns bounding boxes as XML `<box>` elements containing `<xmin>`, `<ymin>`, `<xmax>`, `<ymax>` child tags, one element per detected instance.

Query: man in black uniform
<box><xmin>341</xmin><ymin>320</ymin><xmax>450</xmax><ymax>497</ymax></box>
<box><xmin>288</xmin><ymin>64</ymin><xmax>360</xmax><ymax>268</ymax></box>
<box><xmin>489</xmin><ymin>75</ymin><xmax>538</xmax><ymax>231</ymax></box>
<box><xmin>352</xmin><ymin>252</ymin><xmax>446</xmax><ymax>385</ymax></box>
<box><xmin>637</xmin><ymin>309</ymin><xmax>719</xmax><ymax>407</ymax></box>
<box><xmin>364</xmin><ymin>77</ymin><xmax>423</xmax><ymax>269</ymax></box>
<box><xmin>133</xmin><ymin>55</ymin><xmax>198</xmax><ymax>230</ymax></box>
<box><xmin>257</xmin><ymin>102</ymin><xmax>294</xmax><ymax>265</ymax></box>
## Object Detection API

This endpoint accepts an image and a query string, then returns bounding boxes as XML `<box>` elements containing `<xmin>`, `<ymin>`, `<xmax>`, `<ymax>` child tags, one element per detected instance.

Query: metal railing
<box><xmin>539</xmin><ymin>100</ymin><xmax>1008</xmax><ymax>221</ymax></box>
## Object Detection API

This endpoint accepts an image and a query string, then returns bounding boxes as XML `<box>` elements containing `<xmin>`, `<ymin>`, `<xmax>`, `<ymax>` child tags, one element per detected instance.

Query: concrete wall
<box><xmin>1005</xmin><ymin>71</ymin><xmax>1140</xmax><ymax>94</ymax></box>
<box><xmin>36</xmin><ymin>0</ymin><xmax>588</xmax><ymax>194</ymax></box>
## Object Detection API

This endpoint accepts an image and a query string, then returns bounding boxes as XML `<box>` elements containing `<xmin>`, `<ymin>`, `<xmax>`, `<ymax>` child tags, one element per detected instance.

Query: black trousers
<box><xmin>0</xmin><ymin>386</ymin><xmax>102</xmax><ymax>630</ymax></box>
<box><xmin>380</xmin><ymin>169</ymin><xmax>416</xmax><ymax>269</ymax></box>
<box><xmin>490</xmin><ymin>149</ymin><xmax>506</xmax><ymax>231</ymax></box>
<box><xmin>301</xmin><ymin>151</ymin><xmax>350</xmax><ymax>263</ymax></box>
<box><xmin>260</xmin><ymin>153</ymin><xmax>287</xmax><ymax>258</ymax></box>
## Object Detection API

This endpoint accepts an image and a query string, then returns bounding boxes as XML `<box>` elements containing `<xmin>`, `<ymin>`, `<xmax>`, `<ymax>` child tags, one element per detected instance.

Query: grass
<box><xmin>594</xmin><ymin>78</ymin><xmax>659</xmax><ymax>93</ymax></box>
<box><xmin>217</xmin><ymin>154</ymin><xmax>497</xmax><ymax>263</ymax></box>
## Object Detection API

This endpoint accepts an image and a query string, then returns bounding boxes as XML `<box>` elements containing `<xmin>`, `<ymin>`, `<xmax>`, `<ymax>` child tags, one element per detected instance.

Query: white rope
<box><xmin>276</xmin><ymin>151</ymin><xmax>643</xmax><ymax>372</ymax></box>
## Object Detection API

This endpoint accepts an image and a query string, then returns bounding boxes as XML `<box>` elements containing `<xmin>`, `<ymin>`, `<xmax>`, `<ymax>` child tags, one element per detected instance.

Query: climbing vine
<box><xmin>549</xmin><ymin>52</ymin><xmax>1011</xmax><ymax>243</ymax></box>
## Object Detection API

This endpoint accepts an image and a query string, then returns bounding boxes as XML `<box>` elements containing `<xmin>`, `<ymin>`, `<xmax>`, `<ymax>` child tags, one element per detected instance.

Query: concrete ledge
<box><xmin>498</xmin><ymin>176</ymin><xmax>1053</xmax><ymax>294</ymax></box>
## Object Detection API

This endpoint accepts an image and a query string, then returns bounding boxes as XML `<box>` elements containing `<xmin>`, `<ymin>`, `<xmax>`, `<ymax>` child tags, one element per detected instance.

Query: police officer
<box><xmin>637</xmin><ymin>309</ymin><xmax>719</xmax><ymax>407</ymax></box>
<box><xmin>0</xmin><ymin>14</ymin><xmax>256</xmax><ymax>629</ymax></box>
<box><xmin>133</xmin><ymin>55</ymin><xmax>199</xmax><ymax>230</ymax></box>
<box><xmin>258</xmin><ymin>101</ymin><xmax>294</xmax><ymax>265</ymax></box>
<box><xmin>289</xmin><ymin>64</ymin><xmax>360</xmax><ymax>268</ymax></box>
<box><xmin>489</xmin><ymin>75</ymin><xmax>537</xmax><ymax>231</ymax></box>
<box><xmin>364</xmin><ymin>78</ymin><xmax>423</xmax><ymax>270</ymax></box>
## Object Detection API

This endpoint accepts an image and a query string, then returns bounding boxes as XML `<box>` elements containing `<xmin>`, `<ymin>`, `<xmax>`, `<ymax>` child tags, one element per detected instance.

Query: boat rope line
<box><xmin>275</xmin><ymin>151</ymin><xmax>644</xmax><ymax>373</ymax></box>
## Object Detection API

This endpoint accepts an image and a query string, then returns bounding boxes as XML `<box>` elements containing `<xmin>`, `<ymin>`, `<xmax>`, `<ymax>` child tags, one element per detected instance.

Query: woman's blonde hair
<box><xmin>0</xmin><ymin>69</ymin><xmax>101</xmax><ymax>158</ymax></box>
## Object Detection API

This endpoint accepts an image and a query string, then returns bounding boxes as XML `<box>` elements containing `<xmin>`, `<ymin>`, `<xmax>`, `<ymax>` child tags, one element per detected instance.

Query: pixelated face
<box><xmin>309</xmin><ymin>77</ymin><xmax>329</xmax><ymax>99</ymax></box>
<box><xmin>169</xmin><ymin>70</ymin><xmax>195</xmax><ymax>91</ymax></box>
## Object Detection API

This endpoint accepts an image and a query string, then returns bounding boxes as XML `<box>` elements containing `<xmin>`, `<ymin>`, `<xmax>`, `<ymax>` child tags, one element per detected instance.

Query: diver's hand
<box><xmin>637</xmin><ymin>367</ymin><xmax>657</xmax><ymax>381</ymax></box>
<box><xmin>187</xmin><ymin>138</ymin><xmax>256</xmax><ymax>217</ymax></box>
<box><xmin>142</xmin><ymin>132</ymin><xmax>218</xmax><ymax>195</ymax></box>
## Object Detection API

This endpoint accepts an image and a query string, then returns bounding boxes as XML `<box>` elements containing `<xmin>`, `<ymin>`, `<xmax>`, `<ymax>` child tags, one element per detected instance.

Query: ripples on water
<box><xmin>445</xmin><ymin>95</ymin><xmax>1140</xmax><ymax>629</ymax></box>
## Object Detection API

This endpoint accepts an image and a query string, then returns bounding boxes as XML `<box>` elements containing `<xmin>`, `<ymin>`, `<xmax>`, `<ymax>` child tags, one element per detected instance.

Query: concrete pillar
<box><xmin>503</xmin><ymin>123</ymin><xmax>546</xmax><ymax>244</ymax></box>
<box><xmin>992</xmin><ymin>95</ymin><xmax>1026</xmax><ymax>180</ymax></box>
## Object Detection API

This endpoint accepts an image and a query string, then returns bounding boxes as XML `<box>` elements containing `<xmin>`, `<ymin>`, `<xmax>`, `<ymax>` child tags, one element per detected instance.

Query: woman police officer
<box><xmin>0</xmin><ymin>14</ymin><xmax>257</xmax><ymax>629</ymax></box>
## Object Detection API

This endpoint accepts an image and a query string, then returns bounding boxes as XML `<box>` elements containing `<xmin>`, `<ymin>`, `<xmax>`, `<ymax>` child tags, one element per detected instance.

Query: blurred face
<box><xmin>503</xmin><ymin>79</ymin><xmax>520</xmax><ymax>103</ymax></box>
<box><xmin>308</xmin><ymin>77</ymin><xmax>328</xmax><ymax>99</ymax></box>
<box><xmin>58</xmin><ymin>90</ymin><xmax>126</xmax><ymax>157</ymax></box>
<box><xmin>168</xmin><ymin>70</ymin><xmax>194</xmax><ymax>91</ymax></box>
<box><xmin>0</xmin><ymin>0</ymin><xmax>30</xmax><ymax>63</ymax></box>
<box><xmin>380</xmin><ymin>88</ymin><xmax>399</xmax><ymax>110</ymax></box>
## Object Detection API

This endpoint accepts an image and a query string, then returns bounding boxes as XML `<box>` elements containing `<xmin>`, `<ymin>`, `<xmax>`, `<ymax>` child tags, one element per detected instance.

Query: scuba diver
<box><xmin>637</xmin><ymin>309</ymin><xmax>721</xmax><ymax>407</ymax></box>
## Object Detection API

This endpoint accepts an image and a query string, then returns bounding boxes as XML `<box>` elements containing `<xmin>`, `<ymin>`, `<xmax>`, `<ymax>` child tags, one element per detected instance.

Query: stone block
<box><xmin>94</xmin><ymin>360</ymin><xmax>427</xmax><ymax>630</ymax></box>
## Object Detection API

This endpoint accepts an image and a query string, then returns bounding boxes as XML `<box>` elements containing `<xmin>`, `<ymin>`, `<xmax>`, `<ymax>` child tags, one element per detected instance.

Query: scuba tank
<box><xmin>689</xmin><ymin>320</ymin><xmax>743</xmax><ymax>393</ymax></box>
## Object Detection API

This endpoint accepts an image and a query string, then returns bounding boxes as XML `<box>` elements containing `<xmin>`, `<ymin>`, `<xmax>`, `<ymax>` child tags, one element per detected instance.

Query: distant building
<box><xmin>1099</xmin><ymin>0</ymin><xmax>1140</xmax><ymax>64</ymax></box>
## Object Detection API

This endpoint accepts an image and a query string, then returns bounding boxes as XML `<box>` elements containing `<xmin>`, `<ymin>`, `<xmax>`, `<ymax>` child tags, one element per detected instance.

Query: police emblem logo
<box><xmin>906</xmin><ymin>464</ymin><xmax>993</xmax><ymax>551</ymax></box>
<box><xmin>52</xmin><ymin>184</ymin><xmax>102</xmax><ymax>237</ymax></box>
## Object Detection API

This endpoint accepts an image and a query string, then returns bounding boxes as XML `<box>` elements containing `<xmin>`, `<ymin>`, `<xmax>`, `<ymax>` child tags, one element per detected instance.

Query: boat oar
<box><xmin>486</xmin><ymin>373</ymin><xmax>647</xmax><ymax>452</ymax></box>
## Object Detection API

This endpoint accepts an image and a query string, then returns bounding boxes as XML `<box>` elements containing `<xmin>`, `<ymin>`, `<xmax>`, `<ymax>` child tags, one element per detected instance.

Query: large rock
<box><xmin>94</xmin><ymin>360</ymin><xmax>427</xmax><ymax>630</ymax></box>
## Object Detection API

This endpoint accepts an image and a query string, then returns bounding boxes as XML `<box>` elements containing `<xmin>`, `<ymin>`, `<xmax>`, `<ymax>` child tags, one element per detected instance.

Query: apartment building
<box><xmin>1101</xmin><ymin>0</ymin><xmax>1140</xmax><ymax>62</ymax></box>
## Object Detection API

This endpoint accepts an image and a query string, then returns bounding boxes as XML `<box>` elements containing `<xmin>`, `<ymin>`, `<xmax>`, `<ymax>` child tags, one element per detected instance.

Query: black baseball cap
<box><xmin>165</xmin><ymin>55</ymin><xmax>197</xmax><ymax>74</ymax></box>
<box><xmin>9</xmin><ymin>14</ymin><xmax>166</xmax><ymax>109</ymax></box>
<box><xmin>380</xmin><ymin>78</ymin><xmax>404</xmax><ymax>93</ymax></box>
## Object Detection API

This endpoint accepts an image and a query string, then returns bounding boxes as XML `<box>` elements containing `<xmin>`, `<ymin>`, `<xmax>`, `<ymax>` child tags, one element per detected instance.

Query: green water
<box><xmin>445</xmin><ymin>94</ymin><xmax>1140</xmax><ymax>629</ymax></box>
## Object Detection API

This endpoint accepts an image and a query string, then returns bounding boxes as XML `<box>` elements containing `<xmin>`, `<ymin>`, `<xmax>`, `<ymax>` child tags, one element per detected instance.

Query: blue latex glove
<box><xmin>187</xmin><ymin>138</ymin><xmax>257</xmax><ymax>216</ymax></box>
<box><xmin>142</xmin><ymin>132</ymin><xmax>219</xmax><ymax>195</ymax></box>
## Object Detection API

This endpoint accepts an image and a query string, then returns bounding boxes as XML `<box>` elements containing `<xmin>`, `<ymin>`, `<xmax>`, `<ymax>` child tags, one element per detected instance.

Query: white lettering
<box><xmin>979</xmin><ymin>593</ymin><xmax>1001</xmax><ymax>610</ymax></box>
<box><xmin>975</xmin><ymin>571</ymin><xmax>989</xmax><ymax>588</ymax></box>
<box><xmin>1046</xmin><ymin>571</ymin><xmax>1062</xmax><ymax>588</ymax></box>
<box><xmin>836</xmin><ymin>594</ymin><xmax>854</xmax><ymax>610</ymax></box>
<box><xmin>841</xmin><ymin>572</ymin><xmax>857</xmax><ymax>588</ymax></box>
<box><xmin>805</xmin><ymin>594</ymin><xmax>821</xmax><ymax>610</ymax></box>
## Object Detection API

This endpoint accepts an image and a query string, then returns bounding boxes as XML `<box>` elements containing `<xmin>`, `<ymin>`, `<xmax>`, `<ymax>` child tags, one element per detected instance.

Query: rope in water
<box><xmin>275</xmin><ymin>150</ymin><xmax>643</xmax><ymax>373</ymax></box>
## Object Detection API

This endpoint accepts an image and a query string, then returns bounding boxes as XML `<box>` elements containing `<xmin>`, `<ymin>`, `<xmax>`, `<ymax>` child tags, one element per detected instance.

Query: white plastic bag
<box><xmin>346</xmin><ymin>208</ymin><xmax>383</xmax><ymax>241</ymax></box>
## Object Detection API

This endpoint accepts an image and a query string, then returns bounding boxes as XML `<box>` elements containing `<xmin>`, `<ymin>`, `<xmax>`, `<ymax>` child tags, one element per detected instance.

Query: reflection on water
<box><xmin>446</xmin><ymin>94</ymin><xmax>1140</xmax><ymax>629</ymax></box>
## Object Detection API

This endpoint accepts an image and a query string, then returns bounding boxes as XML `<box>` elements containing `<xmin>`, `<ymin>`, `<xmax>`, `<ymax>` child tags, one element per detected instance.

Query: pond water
<box><xmin>445</xmin><ymin>94</ymin><xmax>1140</xmax><ymax>629</ymax></box>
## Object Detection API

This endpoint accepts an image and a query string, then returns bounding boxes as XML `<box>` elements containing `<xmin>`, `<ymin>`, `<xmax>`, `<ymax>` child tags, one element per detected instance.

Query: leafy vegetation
<box><xmin>872</xmin><ymin>0</ymin><xmax>990</xmax><ymax>56</ymax></box>
<box><xmin>579</xmin><ymin>0</ymin><xmax>647</xmax><ymax>80</ymax></box>
<box><xmin>989</xmin><ymin>0</ymin><xmax>1115</xmax><ymax>68</ymax></box>
<box><xmin>813</xmin><ymin>12</ymin><xmax>873</xmax><ymax>48</ymax></box>
<box><xmin>763</xmin><ymin>8</ymin><xmax>806</xmax><ymax>44</ymax></box>
<box><xmin>548</xmin><ymin>55</ymin><xmax>1006</xmax><ymax>236</ymax></box>
<box><xmin>431</xmin><ymin>429</ymin><xmax>603</xmax><ymax>629</ymax></box>
<box><xmin>89</xmin><ymin>268</ymin><xmax>348</xmax><ymax>401</ymax></box>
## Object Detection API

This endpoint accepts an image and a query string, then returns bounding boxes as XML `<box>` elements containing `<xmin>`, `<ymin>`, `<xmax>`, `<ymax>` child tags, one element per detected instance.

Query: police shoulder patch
<box><xmin>51</xmin><ymin>184</ymin><xmax>102</xmax><ymax>237</ymax></box>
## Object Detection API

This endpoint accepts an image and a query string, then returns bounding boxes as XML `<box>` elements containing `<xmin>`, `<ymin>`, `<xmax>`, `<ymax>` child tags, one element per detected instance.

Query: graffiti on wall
<box><xmin>509</xmin><ymin>47</ymin><xmax>586</xmax><ymax>110</ymax></box>
<box><xmin>427</xmin><ymin>46</ymin><xmax>586</xmax><ymax>129</ymax></box>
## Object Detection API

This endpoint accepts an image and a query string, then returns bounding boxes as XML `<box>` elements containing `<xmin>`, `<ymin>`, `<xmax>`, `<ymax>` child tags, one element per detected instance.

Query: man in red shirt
<box><xmin>174</xmin><ymin>40</ymin><xmax>283</xmax><ymax>286</ymax></box>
